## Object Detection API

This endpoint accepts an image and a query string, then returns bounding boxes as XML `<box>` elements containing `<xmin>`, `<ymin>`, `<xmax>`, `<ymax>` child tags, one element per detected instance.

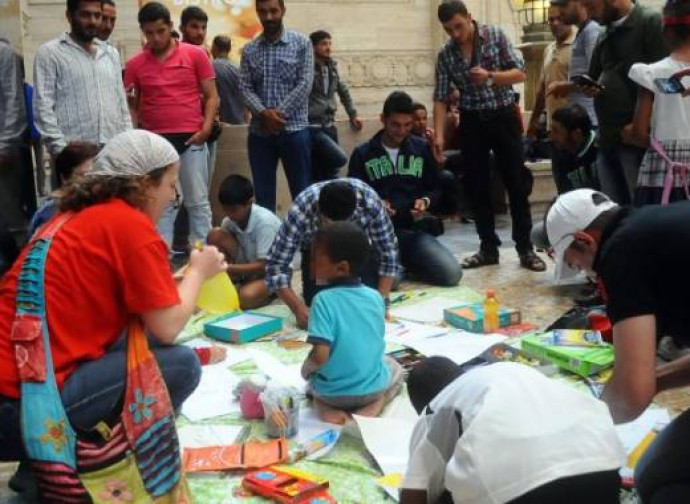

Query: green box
<box><xmin>443</xmin><ymin>303</ymin><xmax>522</xmax><ymax>333</ymax></box>
<box><xmin>203</xmin><ymin>311</ymin><xmax>283</xmax><ymax>344</ymax></box>
<box><xmin>520</xmin><ymin>333</ymin><xmax>615</xmax><ymax>377</ymax></box>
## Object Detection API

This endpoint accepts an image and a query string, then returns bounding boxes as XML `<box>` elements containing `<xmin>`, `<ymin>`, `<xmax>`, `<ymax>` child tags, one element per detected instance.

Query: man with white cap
<box><xmin>546</xmin><ymin>188</ymin><xmax>690</xmax><ymax>501</ymax></box>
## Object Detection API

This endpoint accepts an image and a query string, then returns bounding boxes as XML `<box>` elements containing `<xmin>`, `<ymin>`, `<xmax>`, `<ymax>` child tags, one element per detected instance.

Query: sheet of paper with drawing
<box><xmin>182</xmin><ymin>337</ymin><xmax>251</xmax><ymax>368</ymax></box>
<box><xmin>181</xmin><ymin>364</ymin><xmax>241</xmax><ymax>421</ymax></box>
<box><xmin>401</xmin><ymin>331</ymin><xmax>507</xmax><ymax>365</ymax></box>
<box><xmin>390</xmin><ymin>298</ymin><xmax>463</xmax><ymax>324</ymax></box>
<box><xmin>353</xmin><ymin>415</ymin><xmax>416</xmax><ymax>501</ymax></box>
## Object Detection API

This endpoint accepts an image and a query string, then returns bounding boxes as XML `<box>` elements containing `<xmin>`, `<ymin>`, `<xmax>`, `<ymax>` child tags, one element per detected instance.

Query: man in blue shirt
<box><xmin>240</xmin><ymin>0</ymin><xmax>314</xmax><ymax>212</ymax></box>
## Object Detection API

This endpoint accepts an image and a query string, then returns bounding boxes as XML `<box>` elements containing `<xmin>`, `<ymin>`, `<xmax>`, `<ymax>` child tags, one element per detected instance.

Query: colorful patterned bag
<box><xmin>11</xmin><ymin>214</ymin><xmax>191</xmax><ymax>503</ymax></box>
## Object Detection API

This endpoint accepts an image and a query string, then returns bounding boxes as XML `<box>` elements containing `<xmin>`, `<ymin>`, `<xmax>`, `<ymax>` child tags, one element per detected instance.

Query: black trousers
<box><xmin>458</xmin><ymin>106</ymin><xmax>533</xmax><ymax>254</ymax></box>
<box><xmin>635</xmin><ymin>407</ymin><xmax>690</xmax><ymax>503</ymax></box>
<box><xmin>435</xmin><ymin>470</ymin><xmax>621</xmax><ymax>504</ymax></box>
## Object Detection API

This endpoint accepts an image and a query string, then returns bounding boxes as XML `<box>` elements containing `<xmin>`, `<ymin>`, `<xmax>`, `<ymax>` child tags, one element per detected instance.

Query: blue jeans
<box><xmin>310</xmin><ymin>126</ymin><xmax>348</xmax><ymax>181</ymax></box>
<box><xmin>0</xmin><ymin>340</ymin><xmax>201</xmax><ymax>461</ymax></box>
<box><xmin>158</xmin><ymin>143</ymin><xmax>212</xmax><ymax>247</ymax></box>
<box><xmin>398</xmin><ymin>229</ymin><xmax>462</xmax><ymax>287</ymax></box>
<box><xmin>248</xmin><ymin>129</ymin><xmax>312</xmax><ymax>212</ymax></box>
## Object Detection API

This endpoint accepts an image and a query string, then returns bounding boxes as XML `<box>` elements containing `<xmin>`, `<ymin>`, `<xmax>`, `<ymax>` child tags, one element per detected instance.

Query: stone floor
<box><xmin>2</xmin><ymin>213</ymin><xmax>688</xmax><ymax>502</ymax></box>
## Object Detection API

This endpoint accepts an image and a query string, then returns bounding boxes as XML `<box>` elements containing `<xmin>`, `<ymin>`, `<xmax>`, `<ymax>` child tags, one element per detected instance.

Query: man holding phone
<box><xmin>576</xmin><ymin>0</ymin><xmax>667</xmax><ymax>204</ymax></box>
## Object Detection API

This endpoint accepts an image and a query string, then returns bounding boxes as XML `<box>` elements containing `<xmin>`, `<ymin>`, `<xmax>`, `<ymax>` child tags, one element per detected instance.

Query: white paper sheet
<box><xmin>615</xmin><ymin>406</ymin><xmax>671</xmax><ymax>454</ymax></box>
<box><xmin>353</xmin><ymin>415</ymin><xmax>416</xmax><ymax>501</ymax></box>
<box><xmin>402</xmin><ymin>331</ymin><xmax>506</xmax><ymax>364</ymax></box>
<box><xmin>246</xmin><ymin>348</ymin><xmax>307</xmax><ymax>391</ymax></box>
<box><xmin>182</xmin><ymin>337</ymin><xmax>251</xmax><ymax>368</ymax></box>
<box><xmin>177</xmin><ymin>424</ymin><xmax>245</xmax><ymax>449</ymax></box>
<box><xmin>181</xmin><ymin>365</ymin><xmax>241</xmax><ymax>421</ymax></box>
<box><xmin>390</xmin><ymin>297</ymin><xmax>465</xmax><ymax>324</ymax></box>
<box><xmin>214</xmin><ymin>313</ymin><xmax>273</xmax><ymax>331</ymax></box>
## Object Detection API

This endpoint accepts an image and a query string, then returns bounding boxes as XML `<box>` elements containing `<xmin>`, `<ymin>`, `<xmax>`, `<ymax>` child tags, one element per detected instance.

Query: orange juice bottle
<box><xmin>483</xmin><ymin>290</ymin><xmax>500</xmax><ymax>333</ymax></box>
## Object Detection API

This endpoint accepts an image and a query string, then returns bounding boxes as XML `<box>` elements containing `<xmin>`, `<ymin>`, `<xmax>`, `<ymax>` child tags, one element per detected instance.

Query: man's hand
<box><xmin>260</xmin><ymin>109</ymin><xmax>287</xmax><ymax>135</ymax></box>
<box><xmin>350</xmin><ymin>116</ymin><xmax>363</xmax><ymax>131</ymax></box>
<box><xmin>469</xmin><ymin>66</ymin><xmax>490</xmax><ymax>85</ymax></box>
<box><xmin>578</xmin><ymin>83</ymin><xmax>602</xmax><ymax>98</ymax></box>
<box><xmin>295</xmin><ymin>303</ymin><xmax>309</xmax><ymax>330</ymax></box>
<box><xmin>185</xmin><ymin>128</ymin><xmax>212</xmax><ymax>146</ymax></box>
<box><xmin>433</xmin><ymin>136</ymin><xmax>446</xmax><ymax>164</ymax></box>
<box><xmin>411</xmin><ymin>198</ymin><xmax>429</xmax><ymax>219</ymax></box>
<box><xmin>383</xmin><ymin>200</ymin><xmax>397</xmax><ymax>217</ymax></box>
<box><xmin>546</xmin><ymin>81</ymin><xmax>574</xmax><ymax>99</ymax></box>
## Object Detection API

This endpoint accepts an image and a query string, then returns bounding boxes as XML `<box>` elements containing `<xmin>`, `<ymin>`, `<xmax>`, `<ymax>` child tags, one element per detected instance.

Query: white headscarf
<box><xmin>89</xmin><ymin>130</ymin><xmax>179</xmax><ymax>178</ymax></box>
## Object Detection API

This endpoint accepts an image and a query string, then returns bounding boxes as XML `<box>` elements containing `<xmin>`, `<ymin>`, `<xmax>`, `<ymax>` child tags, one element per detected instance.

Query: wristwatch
<box><xmin>486</xmin><ymin>72</ymin><xmax>495</xmax><ymax>87</ymax></box>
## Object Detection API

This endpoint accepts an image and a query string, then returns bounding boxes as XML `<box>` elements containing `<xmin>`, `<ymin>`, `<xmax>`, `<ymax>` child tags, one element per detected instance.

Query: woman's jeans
<box><xmin>0</xmin><ymin>339</ymin><xmax>201</xmax><ymax>461</ymax></box>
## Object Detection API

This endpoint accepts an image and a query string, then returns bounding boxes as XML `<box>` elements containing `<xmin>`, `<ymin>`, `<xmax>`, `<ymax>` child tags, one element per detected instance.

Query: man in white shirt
<box><xmin>33</xmin><ymin>0</ymin><xmax>131</xmax><ymax>157</ymax></box>
<box><xmin>401</xmin><ymin>357</ymin><xmax>624</xmax><ymax>504</ymax></box>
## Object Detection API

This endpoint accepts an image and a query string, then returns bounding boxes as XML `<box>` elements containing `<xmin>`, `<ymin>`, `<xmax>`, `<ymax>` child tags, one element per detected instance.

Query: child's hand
<box><xmin>207</xmin><ymin>345</ymin><xmax>227</xmax><ymax>364</ymax></box>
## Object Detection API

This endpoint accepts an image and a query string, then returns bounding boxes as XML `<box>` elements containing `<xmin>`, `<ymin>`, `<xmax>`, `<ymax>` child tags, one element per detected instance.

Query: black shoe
<box><xmin>574</xmin><ymin>285</ymin><xmax>604</xmax><ymax>307</ymax></box>
<box><xmin>8</xmin><ymin>461</ymin><xmax>38</xmax><ymax>498</ymax></box>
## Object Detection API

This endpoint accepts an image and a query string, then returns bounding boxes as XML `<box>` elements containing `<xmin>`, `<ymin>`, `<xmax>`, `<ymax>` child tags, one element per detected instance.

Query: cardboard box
<box><xmin>203</xmin><ymin>311</ymin><xmax>283</xmax><ymax>344</ymax></box>
<box><xmin>444</xmin><ymin>303</ymin><xmax>521</xmax><ymax>333</ymax></box>
<box><xmin>520</xmin><ymin>332</ymin><xmax>615</xmax><ymax>377</ymax></box>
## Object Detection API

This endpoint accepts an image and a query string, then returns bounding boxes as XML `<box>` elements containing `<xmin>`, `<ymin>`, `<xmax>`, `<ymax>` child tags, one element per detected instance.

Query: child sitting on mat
<box><xmin>207</xmin><ymin>175</ymin><xmax>281</xmax><ymax>309</ymax></box>
<box><xmin>301</xmin><ymin>222</ymin><xmax>404</xmax><ymax>424</ymax></box>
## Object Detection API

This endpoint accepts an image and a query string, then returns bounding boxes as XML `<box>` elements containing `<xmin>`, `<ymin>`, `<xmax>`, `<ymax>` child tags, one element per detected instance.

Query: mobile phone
<box><xmin>654</xmin><ymin>77</ymin><xmax>686</xmax><ymax>94</ymax></box>
<box><xmin>571</xmin><ymin>74</ymin><xmax>605</xmax><ymax>90</ymax></box>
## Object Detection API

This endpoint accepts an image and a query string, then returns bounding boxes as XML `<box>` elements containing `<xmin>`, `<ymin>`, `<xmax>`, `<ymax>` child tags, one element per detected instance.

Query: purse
<box><xmin>11</xmin><ymin>213</ymin><xmax>191</xmax><ymax>503</ymax></box>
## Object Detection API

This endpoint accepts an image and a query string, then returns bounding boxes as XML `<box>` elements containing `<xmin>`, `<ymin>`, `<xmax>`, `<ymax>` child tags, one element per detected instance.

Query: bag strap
<box><xmin>651</xmin><ymin>139</ymin><xmax>690</xmax><ymax>205</ymax></box>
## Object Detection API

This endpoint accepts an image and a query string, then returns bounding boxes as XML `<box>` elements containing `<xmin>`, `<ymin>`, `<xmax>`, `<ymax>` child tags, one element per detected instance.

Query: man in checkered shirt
<box><xmin>266</xmin><ymin>179</ymin><xmax>400</xmax><ymax>329</ymax></box>
<box><xmin>240</xmin><ymin>0</ymin><xmax>314</xmax><ymax>212</ymax></box>
<box><xmin>431</xmin><ymin>0</ymin><xmax>546</xmax><ymax>274</ymax></box>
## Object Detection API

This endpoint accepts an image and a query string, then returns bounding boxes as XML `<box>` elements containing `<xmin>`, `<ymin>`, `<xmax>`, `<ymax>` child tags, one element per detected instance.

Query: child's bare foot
<box><xmin>207</xmin><ymin>345</ymin><xmax>227</xmax><ymax>364</ymax></box>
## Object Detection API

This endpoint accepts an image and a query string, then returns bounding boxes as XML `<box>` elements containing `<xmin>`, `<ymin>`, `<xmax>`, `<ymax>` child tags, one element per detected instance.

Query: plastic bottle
<box><xmin>483</xmin><ymin>290</ymin><xmax>500</xmax><ymax>333</ymax></box>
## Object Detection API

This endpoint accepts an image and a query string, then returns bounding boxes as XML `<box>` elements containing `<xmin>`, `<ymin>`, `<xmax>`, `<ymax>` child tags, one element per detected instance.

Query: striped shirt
<box><xmin>240</xmin><ymin>29</ymin><xmax>313</xmax><ymax>134</ymax></box>
<box><xmin>0</xmin><ymin>38</ymin><xmax>26</xmax><ymax>154</ymax></box>
<box><xmin>265</xmin><ymin>178</ymin><xmax>400</xmax><ymax>291</ymax></box>
<box><xmin>434</xmin><ymin>23</ymin><xmax>524</xmax><ymax>111</ymax></box>
<box><xmin>33</xmin><ymin>33</ymin><xmax>131</xmax><ymax>156</ymax></box>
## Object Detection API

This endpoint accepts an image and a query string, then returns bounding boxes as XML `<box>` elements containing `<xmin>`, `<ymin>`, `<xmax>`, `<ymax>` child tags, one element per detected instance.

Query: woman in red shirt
<box><xmin>0</xmin><ymin>130</ymin><xmax>226</xmax><ymax>478</ymax></box>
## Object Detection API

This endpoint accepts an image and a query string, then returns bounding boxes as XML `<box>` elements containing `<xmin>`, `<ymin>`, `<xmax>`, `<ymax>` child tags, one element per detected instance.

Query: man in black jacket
<box><xmin>348</xmin><ymin>91</ymin><xmax>462</xmax><ymax>286</ymax></box>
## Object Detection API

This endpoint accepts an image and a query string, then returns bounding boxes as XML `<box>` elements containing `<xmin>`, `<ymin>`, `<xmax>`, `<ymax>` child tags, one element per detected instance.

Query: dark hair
<box><xmin>310</xmin><ymin>30</ymin><xmax>331</xmax><ymax>45</ymax></box>
<box><xmin>60</xmin><ymin>167</ymin><xmax>168</xmax><ymax>213</ymax></box>
<box><xmin>407</xmin><ymin>356</ymin><xmax>464</xmax><ymax>414</ymax></box>
<box><xmin>551</xmin><ymin>103</ymin><xmax>592</xmax><ymax>135</ymax></box>
<box><xmin>218</xmin><ymin>174</ymin><xmax>254</xmax><ymax>206</ymax></box>
<box><xmin>664</xmin><ymin>0</ymin><xmax>690</xmax><ymax>50</ymax></box>
<box><xmin>180</xmin><ymin>5</ymin><xmax>208</xmax><ymax>27</ymax></box>
<box><xmin>54</xmin><ymin>141</ymin><xmax>100</xmax><ymax>186</ymax></box>
<box><xmin>102</xmin><ymin>0</ymin><xmax>115</xmax><ymax>6</ymax></box>
<box><xmin>412</xmin><ymin>102</ymin><xmax>427</xmax><ymax>113</ymax></box>
<box><xmin>312</xmin><ymin>222</ymin><xmax>370</xmax><ymax>276</ymax></box>
<box><xmin>67</xmin><ymin>0</ymin><xmax>103</xmax><ymax>15</ymax></box>
<box><xmin>382</xmin><ymin>91</ymin><xmax>415</xmax><ymax>117</ymax></box>
<box><xmin>171</xmin><ymin>29</ymin><xmax>180</xmax><ymax>39</ymax></box>
<box><xmin>318</xmin><ymin>181</ymin><xmax>357</xmax><ymax>221</ymax></box>
<box><xmin>212</xmin><ymin>35</ymin><xmax>232</xmax><ymax>53</ymax></box>
<box><xmin>138</xmin><ymin>2</ymin><xmax>171</xmax><ymax>25</ymax></box>
<box><xmin>438</xmin><ymin>0</ymin><xmax>469</xmax><ymax>23</ymax></box>
<box><xmin>256</xmin><ymin>0</ymin><xmax>285</xmax><ymax>7</ymax></box>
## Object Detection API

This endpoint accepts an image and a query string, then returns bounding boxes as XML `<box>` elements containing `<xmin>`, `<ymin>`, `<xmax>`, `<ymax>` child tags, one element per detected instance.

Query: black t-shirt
<box><xmin>594</xmin><ymin>202</ymin><xmax>690</xmax><ymax>344</ymax></box>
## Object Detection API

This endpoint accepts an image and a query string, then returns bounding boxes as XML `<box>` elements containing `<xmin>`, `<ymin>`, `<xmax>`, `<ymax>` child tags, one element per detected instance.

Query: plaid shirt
<box><xmin>240</xmin><ymin>29</ymin><xmax>313</xmax><ymax>134</ymax></box>
<box><xmin>434</xmin><ymin>23</ymin><xmax>524</xmax><ymax>111</ymax></box>
<box><xmin>265</xmin><ymin>178</ymin><xmax>399</xmax><ymax>291</ymax></box>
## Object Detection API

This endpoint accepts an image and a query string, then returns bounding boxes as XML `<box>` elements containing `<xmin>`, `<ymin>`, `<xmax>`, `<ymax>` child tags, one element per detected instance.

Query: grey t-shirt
<box><xmin>221</xmin><ymin>204</ymin><xmax>281</xmax><ymax>263</ymax></box>
<box><xmin>213</xmin><ymin>57</ymin><xmax>245</xmax><ymax>125</ymax></box>
<box><xmin>569</xmin><ymin>20</ymin><xmax>602</xmax><ymax>126</ymax></box>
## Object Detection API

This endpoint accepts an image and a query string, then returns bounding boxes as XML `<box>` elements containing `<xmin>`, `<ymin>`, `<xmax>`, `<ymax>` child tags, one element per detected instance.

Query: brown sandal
<box><xmin>462</xmin><ymin>251</ymin><xmax>499</xmax><ymax>269</ymax></box>
<box><xmin>519</xmin><ymin>251</ymin><xmax>546</xmax><ymax>272</ymax></box>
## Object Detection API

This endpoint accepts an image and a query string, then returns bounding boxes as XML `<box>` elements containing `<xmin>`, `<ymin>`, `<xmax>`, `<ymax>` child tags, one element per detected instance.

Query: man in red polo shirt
<box><xmin>125</xmin><ymin>1</ymin><xmax>218</xmax><ymax>248</ymax></box>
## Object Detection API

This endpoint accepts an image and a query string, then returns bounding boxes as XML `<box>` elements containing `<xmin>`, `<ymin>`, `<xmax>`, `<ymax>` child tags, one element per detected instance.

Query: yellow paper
<box><xmin>196</xmin><ymin>272</ymin><xmax>240</xmax><ymax>314</ymax></box>
<box><xmin>376</xmin><ymin>472</ymin><xmax>403</xmax><ymax>489</ymax></box>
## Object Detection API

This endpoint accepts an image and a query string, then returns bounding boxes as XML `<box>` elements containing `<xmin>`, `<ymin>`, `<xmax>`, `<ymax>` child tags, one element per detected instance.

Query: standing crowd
<box><xmin>2</xmin><ymin>0</ymin><xmax>690</xmax><ymax>502</ymax></box>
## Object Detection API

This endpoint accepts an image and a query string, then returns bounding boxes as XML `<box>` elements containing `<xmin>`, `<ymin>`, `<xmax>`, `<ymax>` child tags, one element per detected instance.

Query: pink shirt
<box><xmin>125</xmin><ymin>41</ymin><xmax>215</xmax><ymax>134</ymax></box>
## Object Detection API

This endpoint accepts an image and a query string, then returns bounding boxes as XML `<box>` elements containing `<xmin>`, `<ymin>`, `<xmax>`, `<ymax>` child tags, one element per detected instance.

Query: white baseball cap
<box><xmin>545</xmin><ymin>189</ymin><xmax>618</xmax><ymax>281</ymax></box>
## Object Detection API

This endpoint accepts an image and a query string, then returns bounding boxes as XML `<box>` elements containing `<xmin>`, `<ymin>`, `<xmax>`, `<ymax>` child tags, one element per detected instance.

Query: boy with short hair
<box><xmin>301</xmin><ymin>222</ymin><xmax>404</xmax><ymax>424</ymax></box>
<box><xmin>206</xmin><ymin>175</ymin><xmax>281</xmax><ymax>309</ymax></box>
<box><xmin>401</xmin><ymin>357</ymin><xmax>624</xmax><ymax>504</ymax></box>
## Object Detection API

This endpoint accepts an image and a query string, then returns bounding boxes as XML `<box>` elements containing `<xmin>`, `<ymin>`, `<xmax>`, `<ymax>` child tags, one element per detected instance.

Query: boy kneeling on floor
<box><xmin>301</xmin><ymin>222</ymin><xmax>405</xmax><ymax>424</ymax></box>
<box><xmin>401</xmin><ymin>357</ymin><xmax>625</xmax><ymax>504</ymax></box>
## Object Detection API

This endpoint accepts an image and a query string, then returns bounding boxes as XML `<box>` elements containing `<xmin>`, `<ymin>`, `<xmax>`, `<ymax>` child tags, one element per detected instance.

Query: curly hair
<box><xmin>59</xmin><ymin>167</ymin><xmax>167</xmax><ymax>213</ymax></box>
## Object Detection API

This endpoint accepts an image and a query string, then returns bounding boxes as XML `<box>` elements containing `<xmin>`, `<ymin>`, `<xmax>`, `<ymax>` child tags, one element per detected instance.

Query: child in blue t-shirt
<box><xmin>301</xmin><ymin>222</ymin><xmax>405</xmax><ymax>424</ymax></box>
